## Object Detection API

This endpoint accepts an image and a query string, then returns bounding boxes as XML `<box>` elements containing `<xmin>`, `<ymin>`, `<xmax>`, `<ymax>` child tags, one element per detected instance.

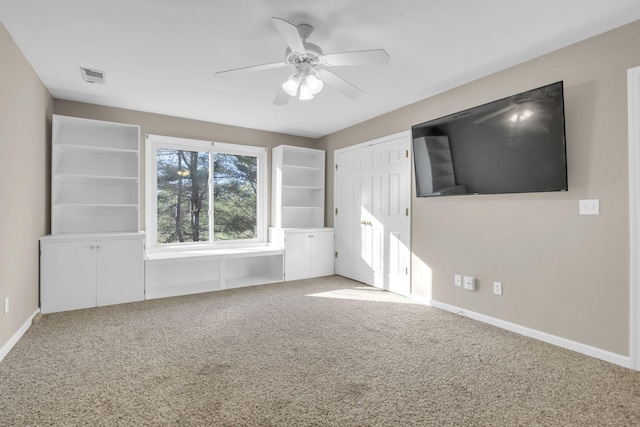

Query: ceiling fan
<box><xmin>214</xmin><ymin>17</ymin><xmax>390</xmax><ymax>105</ymax></box>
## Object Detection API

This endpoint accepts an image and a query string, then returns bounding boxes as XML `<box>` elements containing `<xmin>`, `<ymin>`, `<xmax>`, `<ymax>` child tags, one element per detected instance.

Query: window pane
<box><xmin>213</xmin><ymin>153</ymin><xmax>257</xmax><ymax>240</ymax></box>
<box><xmin>156</xmin><ymin>148</ymin><xmax>210</xmax><ymax>244</ymax></box>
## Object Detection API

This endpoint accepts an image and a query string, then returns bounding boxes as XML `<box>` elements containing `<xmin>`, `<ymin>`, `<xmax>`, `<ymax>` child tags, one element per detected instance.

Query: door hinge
<box><xmin>406</xmin><ymin>150</ymin><xmax>409</xmax><ymax>158</ymax></box>
<box><xmin>406</xmin><ymin>208</ymin><xmax>409</xmax><ymax>216</ymax></box>
<box><xmin>335</xmin><ymin>208</ymin><xmax>338</xmax><ymax>215</ymax></box>
<box><xmin>335</xmin><ymin>251</ymin><xmax>338</xmax><ymax>258</ymax></box>
<box><xmin>405</xmin><ymin>267</ymin><xmax>408</xmax><ymax>275</ymax></box>
<box><xmin>335</xmin><ymin>164</ymin><xmax>338</xmax><ymax>170</ymax></box>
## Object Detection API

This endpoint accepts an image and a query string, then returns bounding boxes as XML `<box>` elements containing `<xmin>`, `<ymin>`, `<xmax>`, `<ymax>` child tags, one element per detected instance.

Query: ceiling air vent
<box><xmin>80</xmin><ymin>67</ymin><xmax>106</xmax><ymax>84</ymax></box>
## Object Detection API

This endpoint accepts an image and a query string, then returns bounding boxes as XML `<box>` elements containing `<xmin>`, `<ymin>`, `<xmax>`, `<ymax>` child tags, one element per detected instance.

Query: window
<box><xmin>146</xmin><ymin>135</ymin><xmax>267</xmax><ymax>249</ymax></box>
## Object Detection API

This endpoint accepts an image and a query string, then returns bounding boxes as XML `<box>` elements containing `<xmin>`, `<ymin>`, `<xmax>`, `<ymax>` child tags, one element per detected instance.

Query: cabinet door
<box><xmin>310</xmin><ymin>231</ymin><xmax>335</xmax><ymax>278</ymax></box>
<box><xmin>40</xmin><ymin>241</ymin><xmax>97</xmax><ymax>314</ymax></box>
<box><xmin>96</xmin><ymin>238</ymin><xmax>144</xmax><ymax>306</ymax></box>
<box><xmin>284</xmin><ymin>232</ymin><xmax>312</xmax><ymax>281</ymax></box>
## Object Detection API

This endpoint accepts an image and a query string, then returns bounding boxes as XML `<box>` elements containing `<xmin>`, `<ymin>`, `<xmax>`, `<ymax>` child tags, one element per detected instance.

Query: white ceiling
<box><xmin>2</xmin><ymin>0</ymin><xmax>640</xmax><ymax>138</ymax></box>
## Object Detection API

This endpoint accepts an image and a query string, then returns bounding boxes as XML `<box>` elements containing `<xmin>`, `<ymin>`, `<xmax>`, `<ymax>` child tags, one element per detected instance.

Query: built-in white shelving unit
<box><xmin>272</xmin><ymin>145</ymin><xmax>325</xmax><ymax>228</ymax></box>
<box><xmin>51</xmin><ymin>115</ymin><xmax>140</xmax><ymax>234</ymax></box>
<box><xmin>144</xmin><ymin>246</ymin><xmax>284</xmax><ymax>299</ymax></box>
<box><xmin>270</xmin><ymin>145</ymin><xmax>334</xmax><ymax>280</ymax></box>
<box><xmin>41</xmin><ymin>116</ymin><xmax>144</xmax><ymax>313</ymax></box>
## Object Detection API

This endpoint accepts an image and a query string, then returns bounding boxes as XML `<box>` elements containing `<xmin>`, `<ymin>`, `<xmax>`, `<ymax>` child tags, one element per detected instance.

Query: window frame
<box><xmin>145</xmin><ymin>134</ymin><xmax>267</xmax><ymax>251</ymax></box>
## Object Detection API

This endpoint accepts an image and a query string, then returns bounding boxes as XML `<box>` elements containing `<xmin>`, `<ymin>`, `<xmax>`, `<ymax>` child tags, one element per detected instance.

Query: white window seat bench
<box><xmin>145</xmin><ymin>245</ymin><xmax>284</xmax><ymax>300</ymax></box>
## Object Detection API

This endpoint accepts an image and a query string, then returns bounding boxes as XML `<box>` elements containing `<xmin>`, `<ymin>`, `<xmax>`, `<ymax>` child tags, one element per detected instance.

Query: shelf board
<box><xmin>144</xmin><ymin>280</ymin><xmax>221</xmax><ymax>300</ymax></box>
<box><xmin>282</xmin><ymin>164</ymin><xmax>323</xmax><ymax>171</ymax></box>
<box><xmin>54</xmin><ymin>144</ymin><xmax>138</xmax><ymax>154</ymax></box>
<box><xmin>54</xmin><ymin>173</ymin><xmax>138</xmax><ymax>181</ymax></box>
<box><xmin>146</xmin><ymin>245</ymin><xmax>283</xmax><ymax>262</ymax></box>
<box><xmin>54</xmin><ymin>203</ymin><xmax>139</xmax><ymax>208</ymax></box>
<box><xmin>282</xmin><ymin>205</ymin><xmax>323</xmax><ymax>209</ymax></box>
<box><xmin>282</xmin><ymin>185</ymin><xmax>324</xmax><ymax>190</ymax></box>
<box><xmin>224</xmin><ymin>274</ymin><xmax>283</xmax><ymax>289</ymax></box>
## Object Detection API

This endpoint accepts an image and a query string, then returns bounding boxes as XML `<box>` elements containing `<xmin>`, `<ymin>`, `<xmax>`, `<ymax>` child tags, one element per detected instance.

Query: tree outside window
<box><xmin>156</xmin><ymin>148</ymin><xmax>210</xmax><ymax>244</ymax></box>
<box><xmin>213</xmin><ymin>154</ymin><xmax>257</xmax><ymax>241</ymax></box>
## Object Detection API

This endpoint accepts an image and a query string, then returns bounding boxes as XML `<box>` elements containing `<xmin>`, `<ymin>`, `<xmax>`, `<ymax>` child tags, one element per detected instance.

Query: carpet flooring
<box><xmin>1</xmin><ymin>275</ymin><xmax>639</xmax><ymax>426</ymax></box>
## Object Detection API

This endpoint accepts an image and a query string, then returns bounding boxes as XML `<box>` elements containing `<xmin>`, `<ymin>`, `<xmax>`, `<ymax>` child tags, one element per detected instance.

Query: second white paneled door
<box><xmin>334</xmin><ymin>131</ymin><xmax>411</xmax><ymax>296</ymax></box>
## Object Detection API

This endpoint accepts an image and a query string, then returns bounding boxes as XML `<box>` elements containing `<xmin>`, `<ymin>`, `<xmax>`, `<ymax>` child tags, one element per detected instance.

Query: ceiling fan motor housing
<box><xmin>285</xmin><ymin>42</ymin><xmax>323</xmax><ymax>65</ymax></box>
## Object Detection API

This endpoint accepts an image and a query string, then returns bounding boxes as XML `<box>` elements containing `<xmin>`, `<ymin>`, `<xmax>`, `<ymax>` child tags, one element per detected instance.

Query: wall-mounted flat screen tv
<box><xmin>412</xmin><ymin>81</ymin><xmax>568</xmax><ymax>197</ymax></box>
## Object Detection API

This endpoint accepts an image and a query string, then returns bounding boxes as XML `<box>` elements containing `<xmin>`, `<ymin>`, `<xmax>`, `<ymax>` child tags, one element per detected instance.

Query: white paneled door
<box><xmin>334</xmin><ymin>132</ymin><xmax>411</xmax><ymax>296</ymax></box>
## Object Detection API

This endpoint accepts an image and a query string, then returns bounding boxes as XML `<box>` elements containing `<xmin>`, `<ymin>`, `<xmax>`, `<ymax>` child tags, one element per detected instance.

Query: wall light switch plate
<box><xmin>4</xmin><ymin>297</ymin><xmax>8</xmax><ymax>314</ymax></box>
<box><xmin>454</xmin><ymin>274</ymin><xmax>462</xmax><ymax>287</ymax></box>
<box><xmin>579</xmin><ymin>199</ymin><xmax>600</xmax><ymax>215</ymax></box>
<box><xmin>463</xmin><ymin>276</ymin><xmax>476</xmax><ymax>291</ymax></box>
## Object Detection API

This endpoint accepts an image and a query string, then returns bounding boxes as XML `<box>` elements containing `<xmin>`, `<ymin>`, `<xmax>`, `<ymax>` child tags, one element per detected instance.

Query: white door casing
<box><xmin>334</xmin><ymin>131</ymin><xmax>411</xmax><ymax>296</ymax></box>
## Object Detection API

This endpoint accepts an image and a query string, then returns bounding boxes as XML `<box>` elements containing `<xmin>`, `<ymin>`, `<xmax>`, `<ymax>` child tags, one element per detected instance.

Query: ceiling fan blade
<box><xmin>272</xmin><ymin>17</ymin><xmax>306</xmax><ymax>56</ymax></box>
<box><xmin>317</xmin><ymin>69</ymin><xmax>364</xmax><ymax>100</ymax></box>
<box><xmin>320</xmin><ymin>49</ymin><xmax>390</xmax><ymax>67</ymax></box>
<box><xmin>273</xmin><ymin>87</ymin><xmax>290</xmax><ymax>105</ymax></box>
<box><xmin>215</xmin><ymin>62</ymin><xmax>289</xmax><ymax>78</ymax></box>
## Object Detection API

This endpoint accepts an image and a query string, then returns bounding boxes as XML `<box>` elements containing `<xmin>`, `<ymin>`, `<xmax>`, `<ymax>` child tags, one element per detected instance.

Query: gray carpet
<box><xmin>1</xmin><ymin>275</ymin><xmax>639</xmax><ymax>426</ymax></box>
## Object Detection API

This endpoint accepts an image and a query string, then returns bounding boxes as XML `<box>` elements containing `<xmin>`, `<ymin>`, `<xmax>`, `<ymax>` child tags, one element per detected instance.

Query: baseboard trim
<box><xmin>428</xmin><ymin>299</ymin><xmax>632</xmax><ymax>369</ymax></box>
<box><xmin>0</xmin><ymin>308</ymin><xmax>40</xmax><ymax>363</ymax></box>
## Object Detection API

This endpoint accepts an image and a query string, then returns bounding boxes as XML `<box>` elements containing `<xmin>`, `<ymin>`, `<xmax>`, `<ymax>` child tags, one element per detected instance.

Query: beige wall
<box><xmin>54</xmin><ymin>100</ymin><xmax>316</xmax><ymax>230</ymax></box>
<box><xmin>321</xmin><ymin>20</ymin><xmax>640</xmax><ymax>356</ymax></box>
<box><xmin>0</xmin><ymin>22</ymin><xmax>53</xmax><ymax>349</ymax></box>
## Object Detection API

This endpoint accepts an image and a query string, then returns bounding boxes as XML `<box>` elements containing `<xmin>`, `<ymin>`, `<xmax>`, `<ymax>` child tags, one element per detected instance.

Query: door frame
<box><xmin>333</xmin><ymin>130</ymin><xmax>412</xmax><ymax>294</ymax></box>
<box><xmin>629</xmin><ymin>65</ymin><xmax>640</xmax><ymax>371</ymax></box>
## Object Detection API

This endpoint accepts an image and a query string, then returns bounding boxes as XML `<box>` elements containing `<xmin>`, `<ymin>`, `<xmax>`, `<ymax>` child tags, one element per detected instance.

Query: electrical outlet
<box><xmin>463</xmin><ymin>276</ymin><xmax>476</xmax><ymax>291</ymax></box>
<box><xmin>579</xmin><ymin>199</ymin><xmax>600</xmax><ymax>215</ymax></box>
<box><xmin>493</xmin><ymin>281</ymin><xmax>503</xmax><ymax>295</ymax></box>
<box><xmin>454</xmin><ymin>274</ymin><xmax>462</xmax><ymax>287</ymax></box>
<box><xmin>4</xmin><ymin>297</ymin><xmax>8</xmax><ymax>314</ymax></box>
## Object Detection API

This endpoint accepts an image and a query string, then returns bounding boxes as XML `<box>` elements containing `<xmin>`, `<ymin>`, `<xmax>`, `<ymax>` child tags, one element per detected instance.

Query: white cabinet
<box><xmin>145</xmin><ymin>246</ymin><xmax>284</xmax><ymax>300</ymax></box>
<box><xmin>52</xmin><ymin>115</ymin><xmax>140</xmax><ymax>234</ymax></box>
<box><xmin>270</xmin><ymin>228</ymin><xmax>334</xmax><ymax>281</ymax></box>
<box><xmin>271</xmin><ymin>145</ymin><xmax>332</xmax><ymax>280</ymax></box>
<box><xmin>40</xmin><ymin>234</ymin><xmax>145</xmax><ymax>314</ymax></box>
<box><xmin>42</xmin><ymin>115</ymin><xmax>144</xmax><ymax>314</ymax></box>
<box><xmin>272</xmin><ymin>145</ymin><xmax>325</xmax><ymax>228</ymax></box>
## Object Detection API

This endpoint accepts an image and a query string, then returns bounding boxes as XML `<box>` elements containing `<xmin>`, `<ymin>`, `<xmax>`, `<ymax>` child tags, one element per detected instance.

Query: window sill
<box><xmin>145</xmin><ymin>243</ymin><xmax>283</xmax><ymax>262</ymax></box>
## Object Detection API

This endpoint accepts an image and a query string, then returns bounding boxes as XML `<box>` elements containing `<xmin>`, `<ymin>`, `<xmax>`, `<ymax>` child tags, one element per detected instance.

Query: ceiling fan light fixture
<box><xmin>298</xmin><ymin>82</ymin><xmax>314</xmax><ymax>100</ymax></box>
<box><xmin>282</xmin><ymin>74</ymin><xmax>300</xmax><ymax>96</ymax></box>
<box><xmin>305</xmin><ymin>73</ymin><xmax>323</xmax><ymax>95</ymax></box>
<box><xmin>216</xmin><ymin>17</ymin><xmax>390</xmax><ymax>105</ymax></box>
